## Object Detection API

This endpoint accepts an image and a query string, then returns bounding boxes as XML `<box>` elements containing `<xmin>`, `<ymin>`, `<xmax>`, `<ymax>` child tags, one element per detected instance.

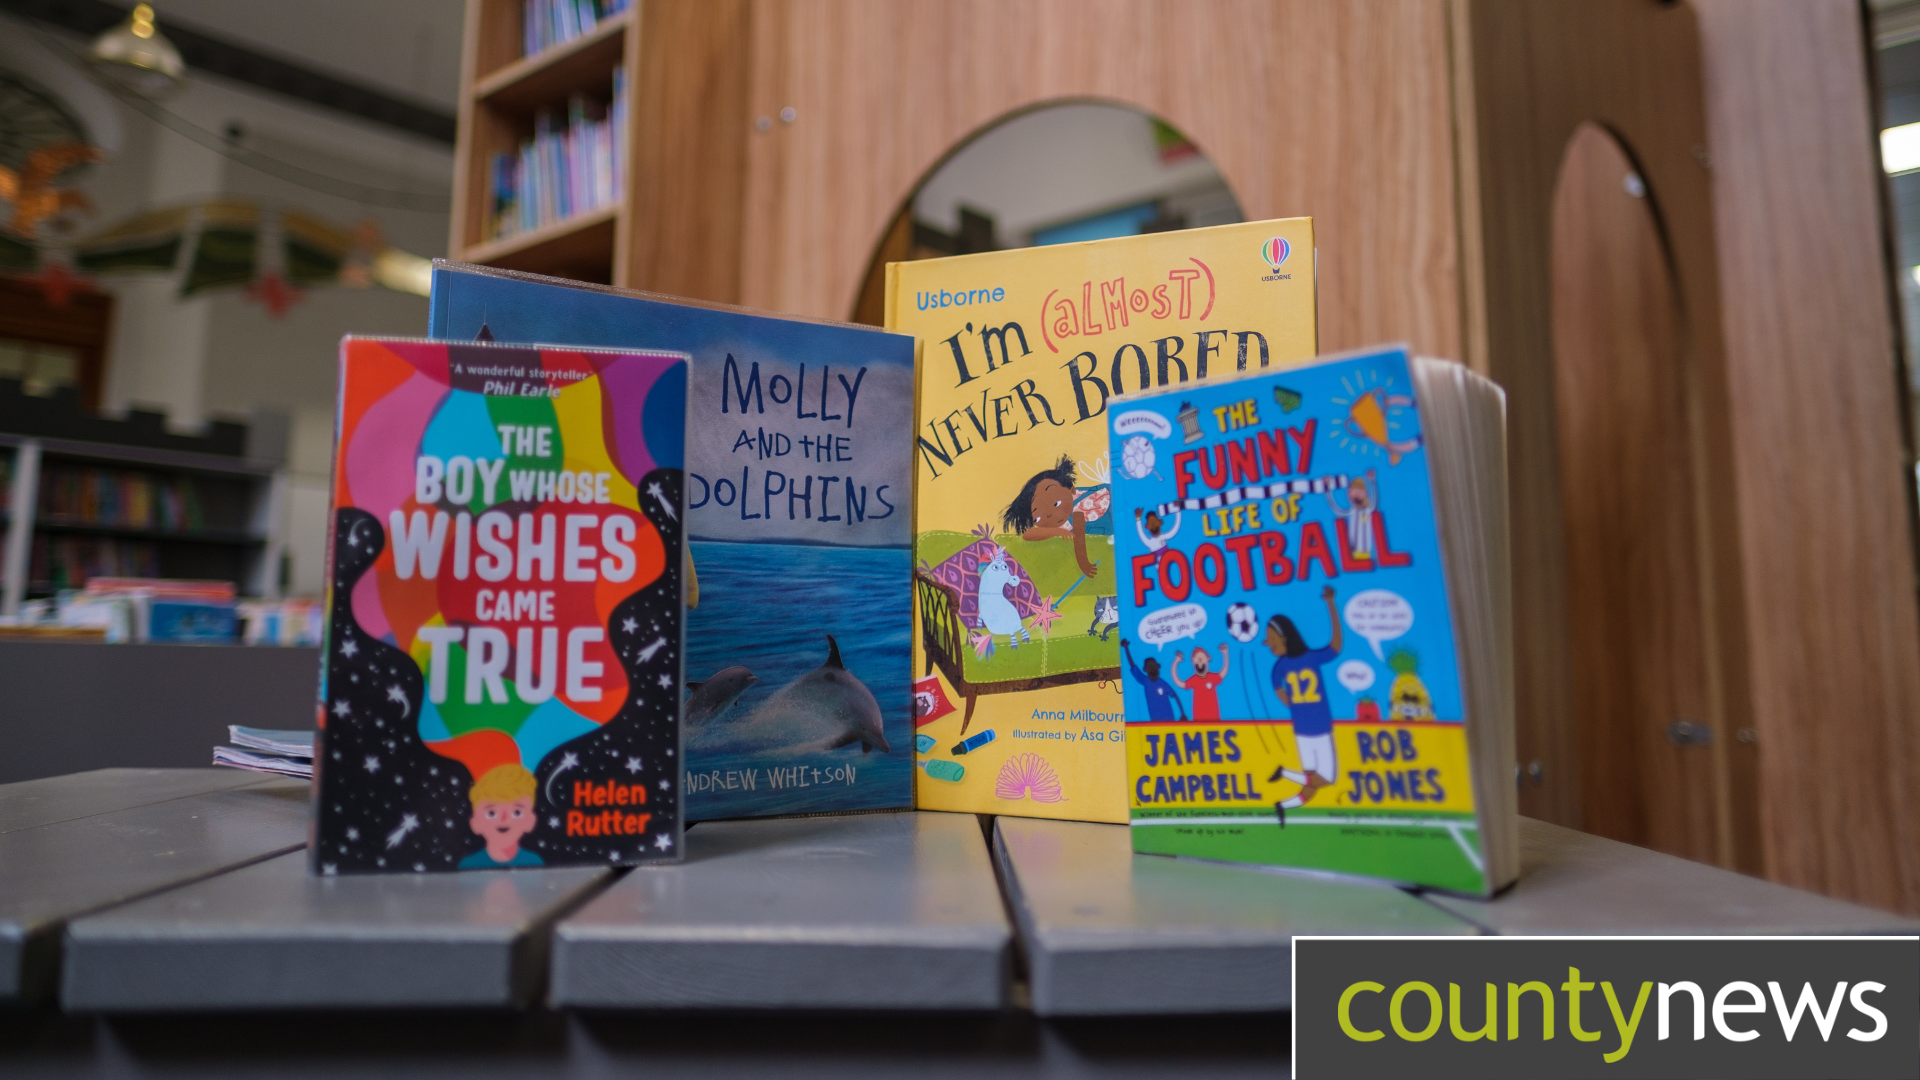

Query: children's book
<box><xmin>1107</xmin><ymin>344</ymin><xmax>1516</xmax><ymax>894</ymax></box>
<box><xmin>313</xmin><ymin>338</ymin><xmax>687</xmax><ymax>873</ymax></box>
<box><xmin>427</xmin><ymin>264</ymin><xmax>915</xmax><ymax>821</ymax></box>
<box><xmin>886</xmin><ymin>219</ymin><xmax>1317</xmax><ymax>823</ymax></box>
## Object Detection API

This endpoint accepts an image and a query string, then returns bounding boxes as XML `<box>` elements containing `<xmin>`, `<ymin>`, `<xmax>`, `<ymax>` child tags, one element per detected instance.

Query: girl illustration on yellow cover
<box><xmin>1001</xmin><ymin>454</ymin><xmax>1104</xmax><ymax>579</ymax></box>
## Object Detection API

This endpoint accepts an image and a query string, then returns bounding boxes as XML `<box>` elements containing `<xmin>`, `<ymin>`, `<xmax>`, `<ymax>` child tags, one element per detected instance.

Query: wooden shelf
<box><xmin>452</xmin><ymin>0</ymin><xmax>639</xmax><ymax>289</ymax></box>
<box><xmin>473</xmin><ymin>10</ymin><xmax>630</xmax><ymax>113</ymax></box>
<box><xmin>459</xmin><ymin>204</ymin><xmax>618</xmax><ymax>281</ymax></box>
<box><xmin>0</xmin><ymin>433</ymin><xmax>275</xmax><ymax>477</ymax></box>
<box><xmin>34</xmin><ymin>519</ymin><xmax>265</xmax><ymax>546</ymax></box>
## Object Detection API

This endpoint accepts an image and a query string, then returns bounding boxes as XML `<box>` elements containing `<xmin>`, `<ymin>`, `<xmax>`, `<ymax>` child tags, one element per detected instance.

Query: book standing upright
<box><xmin>428</xmin><ymin>264</ymin><xmax>917</xmax><ymax>822</ymax></box>
<box><xmin>313</xmin><ymin>338</ymin><xmax>687</xmax><ymax>872</ymax></box>
<box><xmin>886</xmin><ymin>219</ymin><xmax>1317</xmax><ymax>822</ymax></box>
<box><xmin>1107</xmin><ymin>344</ymin><xmax>1516</xmax><ymax>893</ymax></box>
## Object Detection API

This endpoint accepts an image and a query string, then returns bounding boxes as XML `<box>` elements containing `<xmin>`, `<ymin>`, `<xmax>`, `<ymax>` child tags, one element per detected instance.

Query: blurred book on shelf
<box><xmin>10</xmin><ymin>578</ymin><xmax>239</xmax><ymax>643</ymax></box>
<box><xmin>487</xmin><ymin>71</ymin><xmax>626</xmax><ymax>241</ymax></box>
<box><xmin>37</xmin><ymin>463</ymin><xmax>206</xmax><ymax>531</ymax></box>
<box><xmin>237</xmin><ymin>597</ymin><xmax>324</xmax><ymax>647</ymax></box>
<box><xmin>29</xmin><ymin>534</ymin><xmax>163</xmax><ymax>591</ymax></box>
<box><xmin>522</xmin><ymin>0</ymin><xmax>630</xmax><ymax>57</ymax></box>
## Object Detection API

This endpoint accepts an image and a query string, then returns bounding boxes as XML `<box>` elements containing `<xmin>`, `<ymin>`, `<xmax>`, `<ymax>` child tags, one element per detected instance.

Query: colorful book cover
<box><xmin>312</xmin><ymin>338</ymin><xmax>687</xmax><ymax>873</ymax></box>
<box><xmin>427</xmin><ymin>264</ymin><xmax>915</xmax><ymax>821</ymax></box>
<box><xmin>1109</xmin><ymin>345</ymin><xmax>1487</xmax><ymax>892</ymax></box>
<box><xmin>886</xmin><ymin>219</ymin><xmax>1316</xmax><ymax>823</ymax></box>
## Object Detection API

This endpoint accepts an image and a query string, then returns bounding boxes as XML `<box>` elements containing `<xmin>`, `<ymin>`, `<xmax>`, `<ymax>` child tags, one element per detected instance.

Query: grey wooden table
<box><xmin>3</xmin><ymin>768</ymin><xmax>1914</xmax><ymax>1080</ymax></box>
<box><xmin>0</xmin><ymin>770</ymin><xmax>309</xmax><ymax>1003</ymax></box>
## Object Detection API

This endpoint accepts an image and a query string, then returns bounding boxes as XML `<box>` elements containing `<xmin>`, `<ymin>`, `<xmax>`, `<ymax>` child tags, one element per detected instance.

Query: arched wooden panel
<box><xmin>1457</xmin><ymin>0</ymin><xmax>1758</xmax><ymax>872</ymax></box>
<box><xmin>1551</xmin><ymin>123</ymin><xmax>1717</xmax><ymax>862</ymax></box>
<box><xmin>732</xmin><ymin>0</ymin><xmax>1464</xmax><ymax>361</ymax></box>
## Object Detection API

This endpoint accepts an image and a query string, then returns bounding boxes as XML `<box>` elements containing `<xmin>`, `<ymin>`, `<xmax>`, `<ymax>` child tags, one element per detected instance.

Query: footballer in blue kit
<box><xmin>1266</xmin><ymin>586</ymin><xmax>1344</xmax><ymax>822</ymax></box>
<box><xmin>1120</xmin><ymin>639</ymin><xmax>1189</xmax><ymax>721</ymax></box>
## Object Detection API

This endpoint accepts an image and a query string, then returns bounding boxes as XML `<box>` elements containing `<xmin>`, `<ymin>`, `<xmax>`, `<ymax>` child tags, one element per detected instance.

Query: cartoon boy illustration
<box><xmin>1120</xmin><ymin>638</ymin><xmax>1187</xmax><ymax>721</ymax></box>
<box><xmin>1326</xmin><ymin>469</ymin><xmax>1380</xmax><ymax>561</ymax></box>
<box><xmin>1265</xmin><ymin>586</ymin><xmax>1344</xmax><ymax>823</ymax></box>
<box><xmin>1171</xmin><ymin>644</ymin><xmax>1230</xmax><ymax>720</ymax></box>
<box><xmin>459</xmin><ymin>762</ymin><xmax>544</xmax><ymax>868</ymax></box>
<box><xmin>1004</xmin><ymin>454</ymin><xmax>1101</xmax><ymax>579</ymax></box>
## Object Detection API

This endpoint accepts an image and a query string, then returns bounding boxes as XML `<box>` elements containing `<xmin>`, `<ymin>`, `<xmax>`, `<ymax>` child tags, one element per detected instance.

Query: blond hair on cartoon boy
<box><xmin>462</xmin><ymin>763</ymin><xmax>544</xmax><ymax>868</ymax></box>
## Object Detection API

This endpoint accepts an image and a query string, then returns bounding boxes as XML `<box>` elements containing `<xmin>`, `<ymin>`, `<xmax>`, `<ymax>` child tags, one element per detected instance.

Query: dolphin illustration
<box><xmin>685</xmin><ymin>665</ymin><xmax>757</xmax><ymax>726</ymax></box>
<box><xmin>703</xmin><ymin>635</ymin><xmax>891</xmax><ymax>755</ymax></box>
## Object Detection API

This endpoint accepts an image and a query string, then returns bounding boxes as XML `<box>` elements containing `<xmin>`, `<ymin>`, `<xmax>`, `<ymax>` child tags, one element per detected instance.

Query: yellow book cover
<box><xmin>886</xmin><ymin>218</ymin><xmax>1317</xmax><ymax>822</ymax></box>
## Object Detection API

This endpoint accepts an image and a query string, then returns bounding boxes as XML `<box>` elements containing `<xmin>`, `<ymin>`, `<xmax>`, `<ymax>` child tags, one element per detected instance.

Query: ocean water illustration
<box><xmin>683</xmin><ymin>541</ymin><xmax>912</xmax><ymax>819</ymax></box>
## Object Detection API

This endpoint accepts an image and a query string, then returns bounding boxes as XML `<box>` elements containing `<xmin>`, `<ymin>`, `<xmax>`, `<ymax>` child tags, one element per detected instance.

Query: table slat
<box><xmin>1421</xmin><ymin>817</ymin><xmax>1920</xmax><ymax>934</ymax></box>
<box><xmin>63</xmin><ymin>850</ymin><xmax>612</xmax><ymax>1010</ymax></box>
<box><xmin>995</xmin><ymin>817</ymin><xmax>1476</xmax><ymax>1016</ymax></box>
<box><xmin>0</xmin><ymin>768</ymin><xmax>279</xmax><ymax>835</ymax></box>
<box><xmin>551</xmin><ymin>811</ymin><xmax>1010</xmax><ymax>1009</ymax></box>
<box><xmin>0</xmin><ymin>781</ymin><xmax>309</xmax><ymax>1002</ymax></box>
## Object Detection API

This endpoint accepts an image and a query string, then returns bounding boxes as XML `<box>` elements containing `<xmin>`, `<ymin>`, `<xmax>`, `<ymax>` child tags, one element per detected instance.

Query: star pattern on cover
<box><xmin>528</xmin><ymin>468</ymin><xmax>684</xmax><ymax>866</ymax></box>
<box><xmin>313</xmin><ymin>466</ymin><xmax>686</xmax><ymax>874</ymax></box>
<box><xmin>311</xmin><ymin>508</ymin><xmax>474</xmax><ymax>875</ymax></box>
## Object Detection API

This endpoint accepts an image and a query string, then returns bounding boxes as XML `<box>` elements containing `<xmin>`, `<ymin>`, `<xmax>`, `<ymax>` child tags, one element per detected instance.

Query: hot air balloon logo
<box><xmin>1330</xmin><ymin>371</ymin><xmax>1424</xmax><ymax>465</ymax></box>
<box><xmin>1261</xmin><ymin>236</ymin><xmax>1291</xmax><ymax>274</ymax></box>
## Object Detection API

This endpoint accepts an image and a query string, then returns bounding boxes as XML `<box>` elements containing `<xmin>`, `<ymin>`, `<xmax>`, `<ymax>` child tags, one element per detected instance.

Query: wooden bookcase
<box><xmin>446</xmin><ymin>1</ymin><xmax>1920</xmax><ymax>912</ymax></box>
<box><xmin>447</xmin><ymin>0</ymin><xmax>641</xmax><ymax>285</ymax></box>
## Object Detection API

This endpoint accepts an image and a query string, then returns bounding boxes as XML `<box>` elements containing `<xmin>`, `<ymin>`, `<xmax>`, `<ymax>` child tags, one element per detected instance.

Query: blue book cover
<box><xmin>428</xmin><ymin>263</ymin><xmax>914</xmax><ymax>820</ymax></box>
<box><xmin>1108</xmin><ymin>344</ymin><xmax>1496</xmax><ymax>892</ymax></box>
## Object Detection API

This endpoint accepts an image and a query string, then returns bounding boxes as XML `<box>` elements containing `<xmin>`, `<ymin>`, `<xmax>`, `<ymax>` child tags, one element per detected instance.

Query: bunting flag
<box><xmin>8</xmin><ymin>199</ymin><xmax>432</xmax><ymax>316</ymax></box>
<box><xmin>181</xmin><ymin>198</ymin><xmax>260</xmax><ymax>296</ymax></box>
<box><xmin>72</xmin><ymin>205</ymin><xmax>191</xmax><ymax>274</ymax></box>
<box><xmin>281</xmin><ymin>207</ymin><xmax>354</xmax><ymax>285</ymax></box>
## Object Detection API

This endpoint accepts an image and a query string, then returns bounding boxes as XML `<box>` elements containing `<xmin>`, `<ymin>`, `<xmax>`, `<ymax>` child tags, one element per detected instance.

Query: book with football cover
<box><xmin>312</xmin><ymin>337</ymin><xmax>687</xmax><ymax>873</ymax></box>
<box><xmin>886</xmin><ymin>219</ymin><xmax>1317</xmax><ymax>823</ymax></box>
<box><xmin>1108</xmin><ymin>344</ymin><xmax>1516</xmax><ymax>894</ymax></box>
<box><xmin>428</xmin><ymin>264</ymin><xmax>915</xmax><ymax>822</ymax></box>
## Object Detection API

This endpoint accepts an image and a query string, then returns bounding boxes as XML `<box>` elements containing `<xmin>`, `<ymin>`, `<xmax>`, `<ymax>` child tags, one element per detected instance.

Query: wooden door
<box><xmin>1550</xmin><ymin>123</ymin><xmax>1720</xmax><ymax>863</ymax></box>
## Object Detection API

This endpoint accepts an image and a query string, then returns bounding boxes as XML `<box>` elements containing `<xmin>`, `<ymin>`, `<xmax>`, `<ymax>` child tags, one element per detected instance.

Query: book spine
<box><xmin>568</xmin><ymin>94</ymin><xmax>585</xmax><ymax>217</ymax></box>
<box><xmin>610</xmin><ymin>64</ymin><xmax>626</xmax><ymax>198</ymax></box>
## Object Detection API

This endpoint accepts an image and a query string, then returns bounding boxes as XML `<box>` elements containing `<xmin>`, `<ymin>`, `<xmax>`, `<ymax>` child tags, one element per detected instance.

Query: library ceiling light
<box><xmin>90</xmin><ymin>4</ymin><xmax>185</xmax><ymax>99</ymax></box>
<box><xmin>1883</xmin><ymin>123</ymin><xmax>1920</xmax><ymax>174</ymax></box>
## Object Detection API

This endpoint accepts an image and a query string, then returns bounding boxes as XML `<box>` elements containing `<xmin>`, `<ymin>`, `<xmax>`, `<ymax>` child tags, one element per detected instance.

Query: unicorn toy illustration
<box><xmin>975</xmin><ymin>546</ymin><xmax>1031</xmax><ymax>652</ymax></box>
